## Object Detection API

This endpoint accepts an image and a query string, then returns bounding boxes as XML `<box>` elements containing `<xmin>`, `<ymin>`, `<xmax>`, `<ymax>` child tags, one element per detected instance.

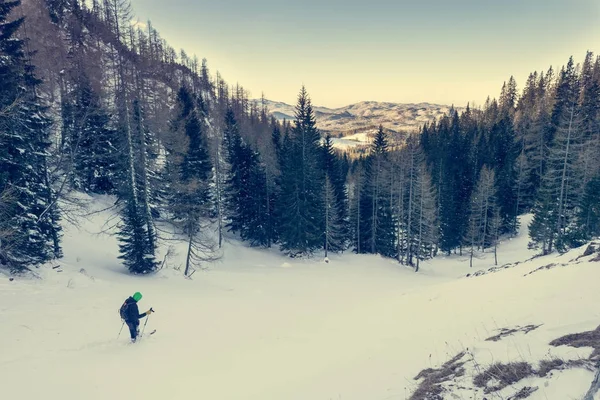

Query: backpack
<box><xmin>119</xmin><ymin>300</ymin><xmax>130</xmax><ymax>320</ymax></box>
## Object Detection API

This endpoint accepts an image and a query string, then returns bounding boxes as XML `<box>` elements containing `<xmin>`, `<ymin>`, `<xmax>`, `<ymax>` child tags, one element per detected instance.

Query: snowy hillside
<box><xmin>254</xmin><ymin>99</ymin><xmax>459</xmax><ymax>149</ymax></box>
<box><xmin>2</xmin><ymin>195</ymin><xmax>600</xmax><ymax>400</ymax></box>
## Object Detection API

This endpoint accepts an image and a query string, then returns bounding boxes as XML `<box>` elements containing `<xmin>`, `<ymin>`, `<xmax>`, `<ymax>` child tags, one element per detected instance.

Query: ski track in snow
<box><xmin>1</xmin><ymin>194</ymin><xmax>599</xmax><ymax>400</ymax></box>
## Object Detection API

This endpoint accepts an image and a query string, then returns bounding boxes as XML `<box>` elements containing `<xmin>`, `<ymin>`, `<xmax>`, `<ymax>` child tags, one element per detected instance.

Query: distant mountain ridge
<box><xmin>254</xmin><ymin>99</ymin><xmax>460</xmax><ymax>137</ymax></box>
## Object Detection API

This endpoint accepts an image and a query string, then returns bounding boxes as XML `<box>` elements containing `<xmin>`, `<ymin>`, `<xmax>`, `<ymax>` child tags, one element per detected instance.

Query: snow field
<box><xmin>1</xmin><ymin>196</ymin><xmax>599</xmax><ymax>399</ymax></box>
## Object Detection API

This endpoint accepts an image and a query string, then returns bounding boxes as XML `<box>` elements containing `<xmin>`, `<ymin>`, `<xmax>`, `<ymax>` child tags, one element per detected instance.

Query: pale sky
<box><xmin>129</xmin><ymin>0</ymin><xmax>600</xmax><ymax>108</ymax></box>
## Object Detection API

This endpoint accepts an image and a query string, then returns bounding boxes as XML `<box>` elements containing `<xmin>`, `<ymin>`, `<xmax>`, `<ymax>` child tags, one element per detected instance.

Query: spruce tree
<box><xmin>578</xmin><ymin>53</ymin><xmax>600</xmax><ymax>185</ymax></box>
<box><xmin>0</xmin><ymin>0</ymin><xmax>61</xmax><ymax>271</ymax></box>
<box><xmin>530</xmin><ymin>61</ymin><xmax>583</xmax><ymax>253</ymax></box>
<box><xmin>65</xmin><ymin>74</ymin><xmax>118</xmax><ymax>193</ymax></box>
<box><xmin>223</xmin><ymin>107</ymin><xmax>244</xmax><ymax>233</ymax></box>
<box><xmin>402</xmin><ymin>135</ymin><xmax>431</xmax><ymax>266</ymax></box>
<box><xmin>414</xmin><ymin>165</ymin><xmax>438</xmax><ymax>271</ymax></box>
<box><xmin>323</xmin><ymin>175</ymin><xmax>346</xmax><ymax>256</ymax></box>
<box><xmin>359</xmin><ymin>126</ymin><xmax>395</xmax><ymax>257</ymax></box>
<box><xmin>489</xmin><ymin>111</ymin><xmax>518</xmax><ymax>235</ymax></box>
<box><xmin>164</xmin><ymin>85</ymin><xmax>215</xmax><ymax>275</ymax></box>
<box><xmin>349</xmin><ymin>159</ymin><xmax>365</xmax><ymax>254</ymax></box>
<box><xmin>322</xmin><ymin>134</ymin><xmax>349</xmax><ymax>252</ymax></box>
<box><xmin>438</xmin><ymin>111</ymin><xmax>472</xmax><ymax>254</ymax></box>
<box><xmin>401</xmin><ymin>135</ymin><xmax>438</xmax><ymax>268</ymax></box>
<box><xmin>167</xmin><ymin>85</ymin><xmax>213</xmax><ymax>218</ymax></box>
<box><xmin>524</xmin><ymin>69</ymin><xmax>554</xmax><ymax>197</ymax></box>
<box><xmin>577</xmin><ymin>176</ymin><xmax>600</xmax><ymax>240</ymax></box>
<box><xmin>465</xmin><ymin>166</ymin><xmax>496</xmax><ymax>267</ymax></box>
<box><xmin>276</xmin><ymin>87</ymin><xmax>324</xmax><ymax>256</ymax></box>
<box><xmin>131</xmin><ymin>99</ymin><xmax>157</xmax><ymax>252</ymax></box>
<box><xmin>224</xmin><ymin>108</ymin><xmax>271</xmax><ymax>247</ymax></box>
<box><xmin>116</xmin><ymin>99</ymin><xmax>158</xmax><ymax>275</ymax></box>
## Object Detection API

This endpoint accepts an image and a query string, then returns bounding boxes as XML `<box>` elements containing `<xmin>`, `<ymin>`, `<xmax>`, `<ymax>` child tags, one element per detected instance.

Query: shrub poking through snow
<box><xmin>485</xmin><ymin>324</ymin><xmax>542</xmax><ymax>342</ymax></box>
<box><xmin>508</xmin><ymin>386</ymin><xmax>538</xmax><ymax>399</ymax></box>
<box><xmin>473</xmin><ymin>362</ymin><xmax>535</xmax><ymax>393</ymax></box>
<box><xmin>537</xmin><ymin>358</ymin><xmax>565</xmax><ymax>377</ymax></box>
<box><xmin>550</xmin><ymin>324</ymin><xmax>600</xmax><ymax>359</ymax></box>
<box><xmin>410</xmin><ymin>351</ymin><xmax>466</xmax><ymax>400</ymax></box>
<box><xmin>537</xmin><ymin>358</ymin><xmax>589</xmax><ymax>377</ymax></box>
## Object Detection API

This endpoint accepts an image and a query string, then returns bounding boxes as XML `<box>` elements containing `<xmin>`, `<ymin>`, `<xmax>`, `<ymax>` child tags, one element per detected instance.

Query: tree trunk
<box><xmin>494</xmin><ymin>243</ymin><xmax>498</xmax><ymax>265</ymax></box>
<box><xmin>554</xmin><ymin>103</ymin><xmax>576</xmax><ymax>247</ymax></box>
<box><xmin>407</xmin><ymin>152</ymin><xmax>414</xmax><ymax>265</ymax></box>
<box><xmin>356</xmin><ymin>168</ymin><xmax>361</xmax><ymax>253</ymax></box>
<box><xmin>135</xmin><ymin>102</ymin><xmax>155</xmax><ymax>251</ymax></box>
<box><xmin>184</xmin><ymin>229</ymin><xmax>193</xmax><ymax>276</ymax></box>
<box><xmin>470</xmin><ymin>248</ymin><xmax>473</xmax><ymax>268</ymax></box>
<box><xmin>583</xmin><ymin>366</ymin><xmax>600</xmax><ymax>400</ymax></box>
<box><xmin>215</xmin><ymin>134</ymin><xmax>223</xmax><ymax>248</ymax></box>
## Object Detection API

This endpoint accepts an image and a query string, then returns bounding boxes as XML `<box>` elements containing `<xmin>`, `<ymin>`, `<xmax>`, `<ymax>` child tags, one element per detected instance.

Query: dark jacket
<box><xmin>122</xmin><ymin>297</ymin><xmax>147</xmax><ymax>322</ymax></box>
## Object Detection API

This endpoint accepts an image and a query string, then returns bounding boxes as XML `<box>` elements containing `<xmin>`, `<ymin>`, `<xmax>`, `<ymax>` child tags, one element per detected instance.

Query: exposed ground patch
<box><xmin>473</xmin><ymin>361</ymin><xmax>535</xmax><ymax>393</ymax></box>
<box><xmin>466</xmin><ymin>262</ymin><xmax>520</xmax><ymax>278</ymax></box>
<box><xmin>507</xmin><ymin>386</ymin><xmax>538</xmax><ymax>399</ymax></box>
<box><xmin>411</xmin><ymin>324</ymin><xmax>599</xmax><ymax>399</ymax></box>
<box><xmin>410</xmin><ymin>351</ymin><xmax>467</xmax><ymax>400</ymax></box>
<box><xmin>524</xmin><ymin>262</ymin><xmax>579</xmax><ymax>276</ymax></box>
<box><xmin>537</xmin><ymin>358</ymin><xmax>590</xmax><ymax>377</ymax></box>
<box><xmin>485</xmin><ymin>324</ymin><xmax>542</xmax><ymax>342</ymax></box>
<box><xmin>550</xmin><ymin>324</ymin><xmax>600</xmax><ymax>360</ymax></box>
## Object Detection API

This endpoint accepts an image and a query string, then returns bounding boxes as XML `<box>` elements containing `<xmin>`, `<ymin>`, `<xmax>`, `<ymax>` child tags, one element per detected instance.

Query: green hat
<box><xmin>132</xmin><ymin>292</ymin><xmax>142</xmax><ymax>301</ymax></box>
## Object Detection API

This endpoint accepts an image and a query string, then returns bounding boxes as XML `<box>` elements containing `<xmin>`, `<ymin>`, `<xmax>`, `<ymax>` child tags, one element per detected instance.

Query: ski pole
<box><xmin>117</xmin><ymin>320</ymin><xmax>125</xmax><ymax>339</ymax></box>
<box><xmin>140</xmin><ymin>309</ymin><xmax>152</xmax><ymax>339</ymax></box>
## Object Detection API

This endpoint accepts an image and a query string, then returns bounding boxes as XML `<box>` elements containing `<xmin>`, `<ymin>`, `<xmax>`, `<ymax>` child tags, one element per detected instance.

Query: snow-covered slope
<box><xmin>1</xmin><ymin>196</ymin><xmax>599</xmax><ymax>400</ymax></box>
<box><xmin>255</xmin><ymin>99</ymin><xmax>460</xmax><ymax>150</ymax></box>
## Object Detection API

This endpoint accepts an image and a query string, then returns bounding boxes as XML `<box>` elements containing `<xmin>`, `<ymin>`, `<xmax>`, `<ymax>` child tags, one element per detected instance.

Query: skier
<box><xmin>120</xmin><ymin>292</ymin><xmax>154</xmax><ymax>342</ymax></box>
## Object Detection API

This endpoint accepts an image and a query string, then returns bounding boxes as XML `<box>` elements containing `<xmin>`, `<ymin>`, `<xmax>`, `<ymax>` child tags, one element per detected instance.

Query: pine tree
<box><xmin>46</xmin><ymin>0</ymin><xmax>71</xmax><ymax>23</ymax></box>
<box><xmin>164</xmin><ymin>85</ymin><xmax>215</xmax><ymax>275</ymax></box>
<box><xmin>465</xmin><ymin>166</ymin><xmax>496</xmax><ymax>267</ymax></box>
<box><xmin>401</xmin><ymin>135</ymin><xmax>438</xmax><ymax>269</ymax></box>
<box><xmin>272</xmin><ymin>119</ymin><xmax>283</xmax><ymax>167</ymax></box>
<box><xmin>404</xmin><ymin>135</ymin><xmax>422</xmax><ymax>266</ymax></box>
<box><xmin>116</xmin><ymin>98</ymin><xmax>158</xmax><ymax>274</ymax></box>
<box><xmin>394</xmin><ymin>133</ymin><xmax>439</xmax><ymax>271</ymax></box>
<box><xmin>223</xmin><ymin>107</ymin><xmax>244</xmax><ymax>233</ymax></box>
<box><xmin>392</xmin><ymin>152</ymin><xmax>407</xmax><ymax>262</ymax></box>
<box><xmin>513</xmin><ymin>148</ymin><xmax>532</xmax><ymax>217</ymax></box>
<box><xmin>578</xmin><ymin>53</ymin><xmax>600</xmax><ymax>186</ymax></box>
<box><xmin>521</xmin><ymin>69</ymin><xmax>555</xmax><ymax>205</ymax></box>
<box><xmin>64</xmin><ymin>74</ymin><xmax>118</xmax><ymax>193</ymax></box>
<box><xmin>323</xmin><ymin>175</ymin><xmax>346</xmax><ymax>256</ymax></box>
<box><xmin>514</xmin><ymin>72</ymin><xmax>539</xmax><ymax>213</ymax></box>
<box><xmin>117</xmin><ymin>198</ymin><xmax>157</xmax><ymax>274</ymax></box>
<box><xmin>224</xmin><ymin>108</ymin><xmax>271</xmax><ymax>247</ymax></box>
<box><xmin>490</xmin><ymin>110</ymin><xmax>519</xmax><ymax>235</ymax></box>
<box><xmin>210</xmin><ymin>104</ymin><xmax>228</xmax><ymax>249</ymax></box>
<box><xmin>359</xmin><ymin>126</ymin><xmax>395</xmax><ymax>257</ymax></box>
<box><xmin>488</xmin><ymin>207</ymin><xmax>502</xmax><ymax>266</ymax></box>
<box><xmin>414</xmin><ymin>165</ymin><xmax>438</xmax><ymax>271</ymax></box>
<box><xmin>244</xmin><ymin>156</ymin><xmax>271</xmax><ymax>247</ymax></box>
<box><xmin>349</xmin><ymin>159</ymin><xmax>365</xmax><ymax>254</ymax></box>
<box><xmin>322</xmin><ymin>134</ymin><xmax>349</xmax><ymax>252</ymax></box>
<box><xmin>0</xmin><ymin>0</ymin><xmax>61</xmax><ymax>271</ymax></box>
<box><xmin>276</xmin><ymin>87</ymin><xmax>324</xmax><ymax>256</ymax></box>
<box><xmin>131</xmin><ymin>99</ymin><xmax>157</xmax><ymax>252</ymax></box>
<box><xmin>167</xmin><ymin>86</ymin><xmax>213</xmax><ymax>215</ymax></box>
<box><xmin>574</xmin><ymin>55</ymin><xmax>600</xmax><ymax>242</ymax></box>
<box><xmin>223</xmin><ymin>108</ymin><xmax>262</xmax><ymax>245</ymax></box>
<box><xmin>438</xmin><ymin>111</ymin><xmax>473</xmax><ymax>254</ymax></box>
<box><xmin>577</xmin><ymin>176</ymin><xmax>600</xmax><ymax>240</ymax></box>
<box><xmin>530</xmin><ymin>61</ymin><xmax>584</xmax><ymax>253</ymax></box>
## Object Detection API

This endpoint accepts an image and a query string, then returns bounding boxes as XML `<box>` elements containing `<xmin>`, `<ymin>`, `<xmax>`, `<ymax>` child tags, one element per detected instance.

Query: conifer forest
<box><xmin>1</xmin><ymin>0</ymin><xmax>599</xmax><ymax>275</ymax></box>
